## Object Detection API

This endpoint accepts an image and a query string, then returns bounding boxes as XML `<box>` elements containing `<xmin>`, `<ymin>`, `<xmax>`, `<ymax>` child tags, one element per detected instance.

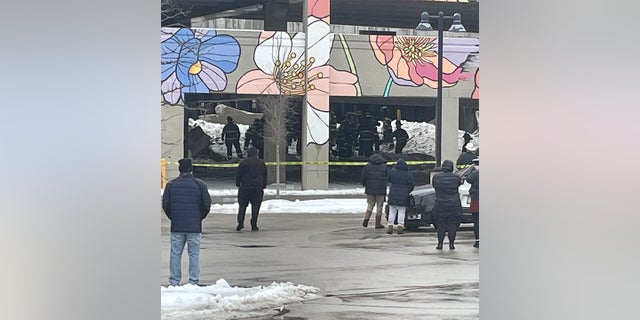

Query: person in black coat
<box><xmin>235</xmin><ymin>146</ymin><xmax>268</xmax><ymax>231</ymax></box>
<box><xmin>386</xmin><ymin>158</ymin><xmax>414</xmax><ymax>234</ymax></box>
<box><xmin>466</xmin><ymin>158</ymin><xmax>479</xmax><ymax>248</ymax></box>
<box><xmin>162</xmin><ymin>158</ymin><xmax>211</xmax><ymax>286</ymax></box>
<box><xmin>222</xmin><ymin>116</ymin><xmax>243</xmax><ymax>158</ymax></box>
<box><xmin>432</xmin><ymin>159</ymin><xmax>463</xmax><ymax>250</ymax></box>
<box><xmin>393</xmin><ymin>121</ymin><xmax>409</xmax><ymax>154</ymax></box>
<box><xmin>244</xmin><ymin>119</ymin><xmax>265</xmax><ymax>159</ymax></box>
<box><xmin>361</xmin><ymin>153</ymin><xmax>389</xmax><ymax>229</ymax></box>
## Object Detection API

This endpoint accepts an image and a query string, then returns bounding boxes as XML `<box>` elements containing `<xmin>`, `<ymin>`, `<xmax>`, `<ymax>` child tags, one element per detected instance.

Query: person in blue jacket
<box><xmin>386</xmin><ymin>158</ymin><xmax>414</xmax><ymax>234</ymax></box>
<box><xmin>162</xmin><ymin>158</ymin><xmax>211</xmax><ymax>286</ymax></box>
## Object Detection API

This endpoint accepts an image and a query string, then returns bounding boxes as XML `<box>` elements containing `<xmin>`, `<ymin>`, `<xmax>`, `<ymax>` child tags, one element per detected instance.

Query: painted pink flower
<box><xmin>237</xmin><ymin>21</ymin><xmax>357</xmax><ymax>145</ymax></box>
<box><xmin>307</xmin><ymin>0</ymin><xmax>330</xmax><ymax>21</ymax></box>
<box><xmin>370</xmin><ymin>35</ymin><xmax>471</xmax><ymax>88</ymax></box>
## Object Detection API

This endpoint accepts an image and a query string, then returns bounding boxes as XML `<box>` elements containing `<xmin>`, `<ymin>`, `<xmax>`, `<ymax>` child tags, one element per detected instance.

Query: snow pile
<box><xmin>189</xmin><ymin>118</ymin><xmax>479</xmax><ymax>157</ymax></box>
<box><xmin>161</xmin><ymin>278</ymin><xmax>321</xmax><ymax>320</ymax></box>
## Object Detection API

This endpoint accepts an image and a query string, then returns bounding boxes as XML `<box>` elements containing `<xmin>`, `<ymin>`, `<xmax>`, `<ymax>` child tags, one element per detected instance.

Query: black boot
<box><xmin>473</xmin><ymin>241</ymin><xmax>479</xmax><ymax>248</ymax></box>
<box><xmin>362</xmin><ymin>210</ymin><xmax>372</xmax><ymax>228</ymax></box>
<box><xmin>436</xmin><ymin>242</ymin><xmax>443</xmax><ymax>250</ymax></box>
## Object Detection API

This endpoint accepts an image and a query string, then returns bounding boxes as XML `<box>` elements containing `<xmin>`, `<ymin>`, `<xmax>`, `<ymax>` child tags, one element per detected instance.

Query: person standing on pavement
<box><xmin>432</xmin><ymin>160</ymin><xmax>463</xmax><ymax>250</ymax></box>
<box><xmin>361</xmin><ymin>153</ymin><xmax>389</xmax><ymax>229</ymax></box>
<box><xmin>221</xmin><ymin>116</ymin><xmax>243</xmax><ymax>159</ymax></box>
<box><xmin>466</xmin><ymin>158</ymin><xmax>480</xmax><ymax>248</ymax></box>
<box><xmin>386</xmin><ymin>158</ymin><xmax>414</xmax><ymax>234</ymax></box>
<box><xmin>235</xmin><ymin>146</ymin><xmax>267</xmax><ymax>231</ymax></box>
<box><xmin>162</xmin><ymin>158</ymin><xmax>211</xmax><ymax>286</ymax></box>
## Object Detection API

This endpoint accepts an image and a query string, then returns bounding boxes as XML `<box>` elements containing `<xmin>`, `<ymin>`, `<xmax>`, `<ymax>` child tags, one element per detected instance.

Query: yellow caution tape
<box><xmin>165</xmin><ymin>160</ymin><xmax>447</xmax><ymax>168</ymax></box>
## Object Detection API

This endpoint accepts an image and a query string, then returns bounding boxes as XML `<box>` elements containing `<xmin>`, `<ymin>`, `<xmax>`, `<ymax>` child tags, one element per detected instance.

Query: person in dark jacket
<box><xmin>357</xmin><ymin>126</ymin><xmax>377</xmax><ymax>157</ymax></box>
<box><xmin>235</xmin><ymin>146</ymin><xmax>268</xmax><ymax>231</ymax></box>
<box><xmin>162</xmin><ymin>158</ymin><xmax>211</xmax><ymax>286</ymax></box>
<box><xmin>386</xmin><ymin>158</ymin><xmax>414</xmax><ymax>234</ymax></box>
<box><xmin>432</xmin><ymin>159</ymin><xmax>463</xmax><ymax>250</ymax></box>
<box><xmin>466</xmin><ymin>158</ymin><xmax>479</xmax><ymax>248</ymax></box>
<box><xmin>244</xmin><ymin>119</ymin><xmax>265</xmax><ymax>159</ymax></box>
<box><xmin>222</xmin><ymin>116</ymin><xmax>243</xmax><ymax>158</ymax></box>
<box><xmin>361</xmin><ymin>153</ymin><xmax>389</xmax><ymax>229</ymax></box>
<box><xmin>393</xmin><ymin>121</ymin><xmax>409</xmax><ymax>154</ymax></box>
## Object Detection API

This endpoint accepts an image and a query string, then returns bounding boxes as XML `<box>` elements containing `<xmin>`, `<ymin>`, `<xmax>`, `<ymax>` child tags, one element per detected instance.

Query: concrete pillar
<box><xmin>301</xmin><ymin>0</ymin><xmax>330</xmax><ymax>190</ymax></box>
<box><xmin>441</xmin><ymin>97</ymin><xmax>460</xmax><ymax>166</ymax></box>
<box><xmin>301</xmin><ymin>97</ymin><xmax>330</xmax><ymax>190</ymax></box>
<box><xmin>161</xmin><ymin>103</ymin><xmax>185</xmax><ymax>181</ymax></box>
<box><xmin>264</xmin><ymin>0</ymin><xmax>289</xmax><ymax>31</ymax></box>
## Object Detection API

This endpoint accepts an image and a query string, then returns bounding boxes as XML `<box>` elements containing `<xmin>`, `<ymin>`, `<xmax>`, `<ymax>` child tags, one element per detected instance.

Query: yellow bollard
<box><xmin>161</xmin><ymin>158</ymin><xmax>167</xmax><ymax>189</ymax></box>
<box><xmin>396</xmin><ymin>109</ymin><xmax>401</xmax><ymax>123</ymax></box>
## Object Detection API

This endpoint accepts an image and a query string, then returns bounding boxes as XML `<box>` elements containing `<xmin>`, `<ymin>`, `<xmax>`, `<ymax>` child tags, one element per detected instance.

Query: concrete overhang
<box><xmin>162</xmin><ymin>0</ymin><xmax>479</xmax><ymax>33</ymax></box>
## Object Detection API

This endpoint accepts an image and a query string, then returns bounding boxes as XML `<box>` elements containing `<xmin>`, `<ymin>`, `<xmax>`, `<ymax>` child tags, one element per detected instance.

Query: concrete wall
<box><xmin>161</xmin><ymin>24</ymin><xmax>479</xmax><ymax>187</ymax></box>
<box><xmin>161</xmin><ymin>102</ymin><xmax>185</xmax><ymax>181</ymax></box>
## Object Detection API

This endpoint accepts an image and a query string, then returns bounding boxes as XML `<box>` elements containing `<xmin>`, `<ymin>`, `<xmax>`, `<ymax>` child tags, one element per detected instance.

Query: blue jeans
<box><xmin>169</xmin><ymin>232</ymin><xmax>201</xmax><ymax>286</ymax></box>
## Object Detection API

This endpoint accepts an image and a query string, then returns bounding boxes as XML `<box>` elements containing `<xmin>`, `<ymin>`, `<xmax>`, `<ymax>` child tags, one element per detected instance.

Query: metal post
<box><xmin>436</xmin><ymin>12</ymin><xmax>444</xmax><ymax>167</ymax></box>
<box><xmin>417</xmin><ymin>11</ymin><xmax>465</xmax><ymax>168</ymax></box>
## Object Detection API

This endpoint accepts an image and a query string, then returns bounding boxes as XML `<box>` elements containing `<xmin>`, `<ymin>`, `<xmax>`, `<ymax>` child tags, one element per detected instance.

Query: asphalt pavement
<box><xmin>161</xmin><ymin>210</ymin><xmax>479</xmax><ymax>319</ymax></box>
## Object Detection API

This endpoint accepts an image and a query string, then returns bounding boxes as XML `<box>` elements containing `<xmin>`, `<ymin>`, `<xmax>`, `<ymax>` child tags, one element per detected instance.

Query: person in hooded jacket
<box><xmin>386</xmin><ymin>158</ymin><xmax>414</xmax><ymax>234</ymax></box>
<box><xmin>466</xmin><ymin>158</ymin><xmax>479</xmax><ymax>248</ymax></box>
<box><xmin>361</xmin><ymin>153</ymin><xmax>389</xmax><ymax>229</ymax></box>
<box><xmin>432</xmin><ymin>159</ymin><xmax>463</xmax><ymax>250</ymax></box>
<box><xmin>162</xmin><ymin>158</ymin><xmax>212</xmax><ymax>286</ymax></box>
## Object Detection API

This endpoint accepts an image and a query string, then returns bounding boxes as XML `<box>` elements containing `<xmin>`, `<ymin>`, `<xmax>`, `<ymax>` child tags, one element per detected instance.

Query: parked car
<box><xmin>385</xmin><ymin>164</ymin><xmax>477</xmax><ymax>231</ymax></box>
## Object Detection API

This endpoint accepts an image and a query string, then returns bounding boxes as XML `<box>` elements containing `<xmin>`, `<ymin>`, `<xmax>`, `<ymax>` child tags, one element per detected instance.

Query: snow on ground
<box><xmin>211</xmin><ymin>198</ymin><xmax>367</xmax><ymax>214</ymax></box>
<box><xmin>168</xmin><ymin>118</ymin><xmax>477</xmax><ymax>319</ymax></box>
<box><xmin>206</xmin><ymin>187</ymin><xmax>365</xmax><ymax>197</ymax></box>
<box><xmin>162</xmin><ymin>278</ymin><xmax>321</xmax><ymax>320</ymax></box>
<box><xmin>189</xmin><ymin>118</ymin><xmax>479</xmax><ymax>157</ymax></box>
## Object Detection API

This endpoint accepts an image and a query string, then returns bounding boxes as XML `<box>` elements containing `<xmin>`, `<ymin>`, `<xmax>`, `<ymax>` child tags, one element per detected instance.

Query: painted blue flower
<box><xmin>161</xmin><ymin>28</ymin><xmax>240</xmax><ymax>104</ymax></box>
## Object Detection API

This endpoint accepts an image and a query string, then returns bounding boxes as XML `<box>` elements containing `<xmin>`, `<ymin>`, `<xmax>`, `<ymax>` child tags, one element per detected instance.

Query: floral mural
<box><xmin>370</xmin><ymin>35</ymin><xmax>479</xmax><ymax>96</ymax></box>
<box><xmin>237</xmin><ymin>0</ymin><xmax>357</xmax><ymax>146</ymax></box>
<box><xmin>472</xmin><ymin>68</ymin><xmax>479</xmax><ymax>99</ymax></box>
<box><xmin>161</xmin><ymin>28</ymin><xmax>240</xmax><ymax>105</ymax></box>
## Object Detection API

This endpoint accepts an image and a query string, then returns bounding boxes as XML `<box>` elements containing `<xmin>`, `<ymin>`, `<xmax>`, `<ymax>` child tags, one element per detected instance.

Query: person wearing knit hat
<box><xmin>178</xmin><ymin>158</ymin><xmax>192</xmax><ymax>173</ymax></box>
<box><xmin>162</xmin><ymin>158</ymin><xmax>211</xmax><ymax>286</ymax></box>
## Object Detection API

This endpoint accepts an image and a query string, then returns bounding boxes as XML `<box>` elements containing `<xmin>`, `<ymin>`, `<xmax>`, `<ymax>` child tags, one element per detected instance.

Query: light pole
<box><xmin>416</xmin><ymin>11</ymin><xmax>466</xmax><ymax>167</ymax></box>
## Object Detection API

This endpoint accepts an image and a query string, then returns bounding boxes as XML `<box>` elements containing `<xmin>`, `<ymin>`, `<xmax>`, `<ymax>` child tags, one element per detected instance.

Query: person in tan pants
<box><xmin>360</xmin><ymin>153</ymin><xmax>389</xmax><ymax>229</ymax></box>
